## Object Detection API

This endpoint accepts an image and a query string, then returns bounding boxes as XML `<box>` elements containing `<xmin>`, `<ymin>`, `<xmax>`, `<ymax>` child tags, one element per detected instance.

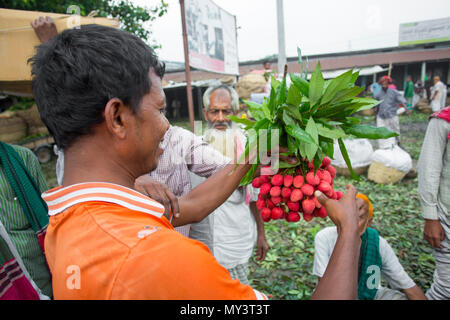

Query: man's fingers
<box><xmin>344</xmin><ymin>184</ymin><xmax>357</xmax><ymax>200</ymax></box>
<box><xmin>164</xmin><ymin>187</ymin><xmax>180</xmax><ymax>218</ymax></box>
<box><xmin>314</xmin><ymin>190</ymin><xmax>331</xmax><ymax>207</ymax></box>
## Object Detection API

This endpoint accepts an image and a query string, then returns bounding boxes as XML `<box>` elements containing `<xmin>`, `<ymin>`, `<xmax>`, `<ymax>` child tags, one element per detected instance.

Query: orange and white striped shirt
<box><xmin>42</xmin><ymin>182</ymin><xmax>267</xmax><ymax>300</ymax></box>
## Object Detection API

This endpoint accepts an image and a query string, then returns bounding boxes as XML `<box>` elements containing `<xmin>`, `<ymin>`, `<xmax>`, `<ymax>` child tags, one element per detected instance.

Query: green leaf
<box><xmin>297</xmin><ymin>47</ymin><xmax>302</xmax><ymax>66</ymax></box>
<box><xmin>261</xmin><ymin>98</ymin><xmax>273</xmax><ymax>121</ymax></box>
<box><xmin>289</xmin><ymin>73</ymin><xmax>309</xmax><ymax>97</ymax></box>
<box><xmin>316</xmin><ymin>123</ymin><xmax>347</xmax><ymax>139</ymax></box>
<box><xmin>282</xmin><ymin>110</ymin><xmax>296</xmax><ymax>127</ymax></box>
<box><xmin>320</xmin><ymin>140</ymin><xmax>334</xmax><ymax>158</ymax></box>
<box><xmin>243</xmin><ymin>99</ymin><xmax>265</xmax><ymax>121</ymax></box>
<box><xmin>321</xmin><ymin>70</ymin><xmax>353</xmax><ymax>105</ymax></box>
<box><xmin>338</xmin><ymin>138</ymin><xmax>360</xmax><ymax>181</ymax></box>
<box><xmin>304</xmin><ymin>117</ymin><xmax>319</xmax><ymax>161</ymax></box>
<box><xmin>267</xmin><ymin>85</ymin><xmax>277</xmax><ymax>117</ymax></box>
<box><xmin>343</xmin><ymin>124</ymin><xmax>399</xmax><ymax>139</ymax></box>
<box><xmin>239</xmin><ymin>162</ymin><xmax>259</xmax><ymax>186</ymax></box>
<box><xmin>285</xmin><ymin>125</ymin><xmax>316</xmax><ymax>145</ymax></box>
<box><xmin>350</xmin><ymin>70</ymin><xmax>360</xmax><ymax>84</ymax></box>
<box><xmin>287</xmin><ymin>135</ymin><xmax>298</xmax><ymax>154</ymax></box>
<box><xmin>228</xmin><ymin>115</ymin><xmax>255</xmax><ymax>127</ymax></box>
<box><xmin>308</xmin><ymin>62</ymin><xmax>324</xmax><ymax>107</ymax></box>
<box><xmin>286</xmin><ymin>84</ymin><xmax>303</xmax><ymax>106</ymax></box>
<box><xmin>277</xmin><ymin>73</ymin><xmax>288</xmax><ymax>106</ymax></box>
<box><xmin>350</xmin><ymin>97</ymin><xmax>381</xmax><ymax>112</ymax></box>
<box><xmin>331</xmin><ymin>86</ymin><xmax>365</xmax><ymax>104</ymax></box>
<box><xmin>282</xmin><ymin>104</ymin><xmax>302</xmax><ymax>121</ymax></box>
<box><xmin>279</xmin><ymin>160</ymin><xmax>300</xmax><ymax>169</ymax></box>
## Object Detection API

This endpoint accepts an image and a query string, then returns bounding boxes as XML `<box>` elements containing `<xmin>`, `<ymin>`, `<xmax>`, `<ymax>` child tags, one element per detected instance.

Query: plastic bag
<box><xmin>371</xmin><ymin>145</ymin><xmax>412</xmax><ymax>173</ymax></box>
<box><xmin>331</xmin><ymin>138</ymin><xmax>374</xmax><ymax>168</ymax></box>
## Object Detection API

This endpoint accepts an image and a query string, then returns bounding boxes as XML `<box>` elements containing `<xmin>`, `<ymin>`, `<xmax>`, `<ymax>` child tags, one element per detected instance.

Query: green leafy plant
<box><xmin>231</xmin><ymin>48</ymin><xmax>398</xmax><ymax>185</ymax></box>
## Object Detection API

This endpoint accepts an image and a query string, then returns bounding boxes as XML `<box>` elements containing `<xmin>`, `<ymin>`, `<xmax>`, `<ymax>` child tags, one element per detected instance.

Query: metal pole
<box><xmin>179</xmin><ymin>0</ymin><xmax>195</xmax><ymax>132</ymax></box>
<box><xmin>276</xmin><ymin>0</ymin><xmax>286</xmax><ymax>77</ymax></box>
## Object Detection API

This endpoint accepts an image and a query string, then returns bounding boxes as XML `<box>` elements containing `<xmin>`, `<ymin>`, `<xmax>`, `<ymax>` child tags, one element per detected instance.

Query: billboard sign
<box><xmin>184</xmin><ymin>0</ymin><xmax>239</xmax><ymax>74</ymax></box>
<box><xmin>399</xmin><ymin>17</ymin><xmax>450</xmax><ymax>46</ymax></box>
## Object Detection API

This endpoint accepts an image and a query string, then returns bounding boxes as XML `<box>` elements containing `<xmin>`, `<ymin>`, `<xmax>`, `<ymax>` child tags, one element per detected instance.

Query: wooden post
<box><xmin>179</xmin><ymin>0</ymin><xmax>195</xmax><ymax>132</ymax></box>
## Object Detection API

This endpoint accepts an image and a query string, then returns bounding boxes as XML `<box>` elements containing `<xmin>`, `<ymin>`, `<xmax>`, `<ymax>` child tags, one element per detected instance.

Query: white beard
<box><xmin>203</xmin><ymin>123</ymin><xmax>242</xmax><ymax>159</ymax></box>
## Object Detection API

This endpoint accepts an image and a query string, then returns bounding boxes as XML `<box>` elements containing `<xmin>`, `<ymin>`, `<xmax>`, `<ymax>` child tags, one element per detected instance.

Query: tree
<box><xmin>0</xmin><ymin>0</ymin><xmax>168</xmax><ymax>49</ymax></box>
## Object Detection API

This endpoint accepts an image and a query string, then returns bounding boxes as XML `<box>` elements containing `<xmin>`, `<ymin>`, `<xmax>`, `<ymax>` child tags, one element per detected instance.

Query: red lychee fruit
<box><xmin>293</xmin><ymin>175</ymin><xmax>305</xmax><ymax>188</ymax></box>
<box><xmin>290</xmin><ymin>189</ymin><xmax>303</xmax><ymax>202</ymax></box>
<box><xmin>321</xmin><ymin>170</ymin><xmax>332</xmax><ymax>184</ymax></box>
<box><xmin>326</xmin><ymin>165</ymin><xmax>337</xmax><ymax>179</ymax></box>
<box><xmin>266</xmin><ymin>198</ymin><xmax>275</xmax><ymax>209</ymax></box>
<box><xmin>259</xmin><ymin>175</ymin><xmax>270</xmax><ymax>184</ymax></box>
<box><xmin>256</xmin><ymin>198</ymin><xmax>266</xmax><ymax>210</ymax></box>
<box><xmin>302</xmin><ymin>198</ymin><xmax>315</xmax><ymax>215</ymax></box>
<box><xmin>301</xmin><ymin>184</ymin><xmax>315</xmax><ymax>196</ymax></box>
<box><xmin>312</xmin><ymin>196</ymin><xmax>322</xmax><ymax>208</ymax></box>
<box><xmin>270</xmin><ymin>186</ymin><xmax>281</xmax><ymax>197</ymax></box>
<box><xmin>303</xmin><ymin>212</ymin><xmax>313</xmax><ymax>222</ymax></box>
<box><xmin>287</xmin><ymin>201</ymin><xmax>300</xmax><ymax>212</ymax></box>
<box><xmin>271</xmin><ymin>174</ymin><xmax>284</xmax><ymax>186</ymax></box>
<box><xmin>306</xmin><ymin>171</ymin><xmax>320</xmax><ymax>186</ymax></box>
<box><xmin>283</xmin><ymin>175</ymin><xmax>294</xmax><ymax>187</ymax></box>
<box><xmin>251</xmin><ymin>177</ymin><xmax>261</xmax><ymax>188</ymax></box>
<box><xmin>317</xmin><ymin>181</ymin><xmax>331</xmax><ymax>193</ymax></box>
<box><xmin>281</xmin><ymin>187</ymin><xmax>292</xmax><ymax>198</ymax></box>
<box><xmin>271</xmin><ymin>207</ymin><xmax>283</xmax><ymax>220</ymax></box>
<box><xmin>260</xmin><ymin>183</ymin><xmax>272</xmax><ymax>195</ymax></box>
<box><xmin>261</xmin><ymin>208</ymin><xmax>272</xmax><ymax>222</ymax></box>
<box><xmin>271</xmin><ymin>196</ymin><xmax>282</xmax><ymax>205</ymax></box>
<box><xmin>318</xmin><ymin>206</ymin><xmax>327</xmax><ymax>218</ymax></box>
<box><xmin>335</xmin><ymin>191</ymin><xmax>343</xmax><ymax>200</ymax></box>
<box><xmin>321</xmin><ymin>157</ymin><xmax>331</xmax><ymax>168</ymax></box>
<box><xmin>286</xmin><ymin>212</ymin><xmax>301</xmax><ymax>222</ymax></box>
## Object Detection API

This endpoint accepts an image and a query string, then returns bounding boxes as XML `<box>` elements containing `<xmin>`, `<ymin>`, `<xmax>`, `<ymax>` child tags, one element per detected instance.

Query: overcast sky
<box><xmin>133</xmin><ymin>0</ymin><xmax>450</xmax><ymax>62</ymax></box>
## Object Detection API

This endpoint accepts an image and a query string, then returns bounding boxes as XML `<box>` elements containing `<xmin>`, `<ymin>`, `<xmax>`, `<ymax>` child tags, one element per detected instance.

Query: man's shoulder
<box><xmin>315</xmin><ymin>226</ymin><xmax>338</xmax><ymax>241</ymax></box>
<box><xmin>9</xmin><ymin>144</ymin><xmax>38</xmax><ymax>160</ymax></box>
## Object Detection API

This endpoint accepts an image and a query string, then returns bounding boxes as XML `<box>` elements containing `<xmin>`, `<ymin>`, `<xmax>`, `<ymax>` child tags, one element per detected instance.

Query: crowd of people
<box><xmin>0</xmin><ymin>17</ymin><xmax>449</xmax><ymax>301</ymax></box>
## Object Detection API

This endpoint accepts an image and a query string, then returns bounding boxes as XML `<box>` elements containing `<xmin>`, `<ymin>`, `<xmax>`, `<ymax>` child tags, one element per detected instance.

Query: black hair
<box><xmin>29</xmin><ymin>24</ymin><xmax>165</xmax><ymax>150</ymax></box>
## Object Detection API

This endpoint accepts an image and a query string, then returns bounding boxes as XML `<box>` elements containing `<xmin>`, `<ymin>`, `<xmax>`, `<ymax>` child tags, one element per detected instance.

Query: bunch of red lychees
<box><xmin>251</xmin><ymin>157</ymin><xmax>342</xmax><ymax>223</ymax></box>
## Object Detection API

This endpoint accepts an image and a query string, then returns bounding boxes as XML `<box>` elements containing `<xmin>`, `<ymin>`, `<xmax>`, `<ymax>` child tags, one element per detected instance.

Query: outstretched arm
<box><xmin>311</xmin><ymin>185</ymin><xmax>361</xmax><ymax>300</ymax></box>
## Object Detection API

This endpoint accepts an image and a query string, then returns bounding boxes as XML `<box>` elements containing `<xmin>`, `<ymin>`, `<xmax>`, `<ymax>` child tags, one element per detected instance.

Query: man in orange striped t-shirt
<box><xmin>31</xmin><ymin>24</ymin><xmax>362</xmax><ymax>300</ymax></box>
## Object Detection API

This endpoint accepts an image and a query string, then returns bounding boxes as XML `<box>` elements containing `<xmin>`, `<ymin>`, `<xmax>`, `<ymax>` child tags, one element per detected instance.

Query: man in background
<box><xmin>313</xmin><ymin>194</ymin><xmax>426</xmax><ymax>300</ymax></box>
<box><xmin>374</xmin><ymin>76</ymin><xmax>408</xmax><ymax>147</ymax></box>
<box><xmin>430</xmin><ymin>76</ymin><xmax>447</xmax><ymax>112</ymax></box>
<box><xmin>418</xmin><ymin>106</ymin><xmax>450</xmax><ymax>300</ymax></box>
<box><xmin>404</xmin><ymin>75</ymin><xmax>414</xmax><ymax>111</ymax></box>
<box><xmin>189</xmin><ymin>85</ymin><xmax>268</xmax><ymax>284</ymax></box>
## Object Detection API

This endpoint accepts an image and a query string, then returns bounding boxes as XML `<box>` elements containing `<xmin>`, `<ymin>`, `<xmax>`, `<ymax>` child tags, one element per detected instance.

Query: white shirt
<box><xmin>313</xmin><ymin>226</ymin><xmax>416</xmax><ymax>291</ymax></box>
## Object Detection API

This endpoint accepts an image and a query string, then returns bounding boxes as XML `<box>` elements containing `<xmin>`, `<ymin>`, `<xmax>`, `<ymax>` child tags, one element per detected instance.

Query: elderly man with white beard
<box><xmin>189</xmin><ymin>85</ymin><xmax>269</xmax><ymax>285</ymax></box>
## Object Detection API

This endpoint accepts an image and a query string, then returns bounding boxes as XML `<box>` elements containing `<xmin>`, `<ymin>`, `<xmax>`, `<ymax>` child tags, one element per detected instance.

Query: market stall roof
<box><xmin>303</xmin><ymin>65</ymin><xmax>389</xmax><ymax>80</ymax></box>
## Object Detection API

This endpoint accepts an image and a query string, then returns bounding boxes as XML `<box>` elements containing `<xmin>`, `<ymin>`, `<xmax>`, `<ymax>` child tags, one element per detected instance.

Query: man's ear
<box><xmin>202</xmin><ymin>108</ymin><xmax>208</xmax><ymax>122</ymax></box>
<box><xmin>104</xmin><ymin>98</ymin><xmax>133</xmax><ymax>140</ymax></box>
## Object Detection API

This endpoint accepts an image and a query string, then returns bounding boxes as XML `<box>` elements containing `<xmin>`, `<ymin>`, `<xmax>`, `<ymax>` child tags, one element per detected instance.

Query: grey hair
<box><xmin>203</xmin><ymin>85</ymin><xmax>239</xmax><ymax>113</ymax></box>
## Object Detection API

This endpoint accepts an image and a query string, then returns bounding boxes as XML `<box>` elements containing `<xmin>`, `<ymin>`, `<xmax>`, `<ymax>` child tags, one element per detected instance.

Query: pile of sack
<box><xmin>367</xmin><ymin>145</ymin><xmax>413</xmax><ymax>184</ymax></box>
<box><xmin>234</xmin><ymin>73</ymin><xmax>267</xmax><ymax>100</ymax></box>
<box><xmin>0</xmin><ymin>104</ymin><xmax>48</xmax><ymax>143</ymax></box>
